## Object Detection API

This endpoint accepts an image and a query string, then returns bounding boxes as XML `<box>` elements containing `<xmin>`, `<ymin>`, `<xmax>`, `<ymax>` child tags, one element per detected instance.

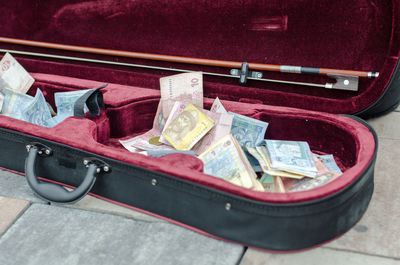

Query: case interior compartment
<box><xmin>0</xmin><ymin>0</ymin><xmax>398</xmax><ymax>115</ymax></box>
<box><xmin>0</xmin><ymin>74</ymin><xmax>376</xmax><ymax>204</ymax></box>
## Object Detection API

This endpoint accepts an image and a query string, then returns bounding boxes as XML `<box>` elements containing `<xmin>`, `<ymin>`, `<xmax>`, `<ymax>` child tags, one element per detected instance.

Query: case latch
<box><xmin>230</xmin><ymin>62</ymin><xmax>263</xmax><ymax>85</ymax></box>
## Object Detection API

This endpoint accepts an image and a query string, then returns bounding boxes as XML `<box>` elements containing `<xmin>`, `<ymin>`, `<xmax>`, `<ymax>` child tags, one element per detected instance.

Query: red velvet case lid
<box><xmin>0</xmin><ymin>0</ymin><xmax>398</xmax><ymax>115</ymax></box>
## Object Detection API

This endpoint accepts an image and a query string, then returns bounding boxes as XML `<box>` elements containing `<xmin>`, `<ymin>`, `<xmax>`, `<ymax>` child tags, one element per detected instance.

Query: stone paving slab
<box><xmin>325</xmin><ymin>138</ymin><xmax>400</xmax><ymax>258</ymax></box>
<box><xmin>0</xmin><ymin>197</ymin><xmax>30</xmax><ymax>236</ymax></box>
<box><xmin>239</xmin><ymin>247</ymin><xmax>400</xmax><ymax>265</ymax></box>
<box><xmin>67</xmin><ymin>193</ymin><xmax>162</xmax><ymax>223</ymax></box>
<box><xmin>0</xmin><ymin>204</ymin><xmax>244</xmax><ymax>265</ymax></box>
<box><xmin>367</xmin><ymin>111</ymin><xmax>400</xmax><ymax>139</ymax></box>
<box><xmin>0</xmin><ymin>169</ymin><xmax>43</xmax><ymax>203</ymax></box>
<box><xmin>0</xmin><ymin>169</ymin><xmax>162</xmax><ymax>222</ymax></box>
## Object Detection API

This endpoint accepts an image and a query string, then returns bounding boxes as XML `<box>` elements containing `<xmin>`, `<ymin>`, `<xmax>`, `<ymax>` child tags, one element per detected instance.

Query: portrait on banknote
<box><xmin>163</xmin><ymin>109</ymin><xmax>199</xmax><ymax>143</ymax></box>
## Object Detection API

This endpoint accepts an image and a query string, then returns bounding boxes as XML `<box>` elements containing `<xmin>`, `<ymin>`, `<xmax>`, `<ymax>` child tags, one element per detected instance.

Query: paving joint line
<box><xmin>0</xmin><ymin>201</ymin><xmax>32</xmax><ymax>239</ymax></box>
<box><xmin>322</xmin><ymin>246</ymin><xmax>400</xmax><ymax>261</ymax></box>
<box><xmin>47</xmin><ymin>201</ymin><xmax>163</xmax><ymax>224</ymax></box>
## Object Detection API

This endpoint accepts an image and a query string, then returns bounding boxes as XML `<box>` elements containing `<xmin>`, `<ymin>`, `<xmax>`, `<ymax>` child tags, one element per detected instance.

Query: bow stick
<box><xmin>0</xmin><ymin>37</ymin><xmax>379</xmax><ymax>91</ymax></box>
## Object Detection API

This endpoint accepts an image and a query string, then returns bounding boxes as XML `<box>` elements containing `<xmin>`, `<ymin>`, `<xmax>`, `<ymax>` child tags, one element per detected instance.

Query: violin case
<box><xmin>0</xmin><ymin>0</ymin><xmax>398</xmax><ymax>252</ymax></box>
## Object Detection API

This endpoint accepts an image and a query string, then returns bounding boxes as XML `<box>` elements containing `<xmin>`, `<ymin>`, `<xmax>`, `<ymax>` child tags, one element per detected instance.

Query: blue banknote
<box><xmin>20</xmin><ymin>88</ymin><xmax>56</xmax><ymax>127</ymax></box>
<box><xmin>53</xmin><ymin>89</ymin><xmax>91</xmax><ymax>124</ymax></box>
<box><xmin>228</xmin><ymin>112</ymin><xmax>268</xmax><ymax>147</ymax></box>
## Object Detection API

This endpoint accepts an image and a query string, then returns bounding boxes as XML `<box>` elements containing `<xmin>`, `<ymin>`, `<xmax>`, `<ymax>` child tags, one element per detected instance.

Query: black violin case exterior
<box><xmin>0</xmin><ymin>0</ymin><xmax>399</xmax><ymax>252</ymax></box>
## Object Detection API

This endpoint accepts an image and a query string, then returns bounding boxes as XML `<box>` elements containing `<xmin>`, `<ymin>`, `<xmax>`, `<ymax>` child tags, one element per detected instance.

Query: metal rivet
<box><xmin>83</xmin><ymin>160</ymin><xmax>89</xmax><ymax>165</ymax></box>
<box><xmin>26</xmin><ymin>145</ymin><xmax>31</xmax><ymax>151</ymax></box>
<box><xmin>45</xmin><ymin>149</ymin><xmax>51</xmax><ymax>155</ymax></box>
<box><xmin>38</xmin><ymin>150</ymin><xmax>43</xmax><ymax>155</ymax></box>
<box><xmin>96</xmin><ymin>168</ymin><xmax>101</xmax><ymax>173</ymax></box>
<box><xmin>151</xmin><ymin>179</ymin><xmax>158</xmax><ymax>186</ymax></box>
<box><xmin>344</xmin><ymin>79</ymin><xmax>349</xmax><ymax>85</ymax></box>
<box><xmin>225</xmin><ymin>203</ymin><xmax>231</xmax><ymax>211</ymax></box>
<box><xmin>103</xmin><ymin>166</ymin><xmax>110</xmax><ymax>172</ymax></box>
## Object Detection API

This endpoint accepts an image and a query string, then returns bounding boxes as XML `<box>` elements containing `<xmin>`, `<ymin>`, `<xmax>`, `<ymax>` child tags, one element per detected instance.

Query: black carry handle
<box><xmin>73</xmin><ymin>84</ymin><xmax>107</xmax><ymax>117</ymax></box>
<box><xmin>24</xmin><ymin>144</ymin><xmax>110</xmax><ymax>204</ymax></box>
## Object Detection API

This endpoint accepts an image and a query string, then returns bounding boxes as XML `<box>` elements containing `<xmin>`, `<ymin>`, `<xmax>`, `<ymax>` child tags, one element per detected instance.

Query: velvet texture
<box><xmin>0</xmin><ymin>74</ymin><xmax>376</xmax><ymax>203</ymax></box>
<box><xmin>0</xmin><ymin>0</ymin><xmax>398</xmax><ymax>114</ymax></box>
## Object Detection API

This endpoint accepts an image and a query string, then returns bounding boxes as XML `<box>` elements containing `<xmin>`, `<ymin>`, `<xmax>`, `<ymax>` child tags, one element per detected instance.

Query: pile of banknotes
<box><xmin>0</xmin><ymin>53</ymin><xmax>91</xmax><ymax>127</ymax></box>
<box><xmin>120</xmin><ymin>72</ymin><xmax>343</xmax><ymax>193</ymax></box>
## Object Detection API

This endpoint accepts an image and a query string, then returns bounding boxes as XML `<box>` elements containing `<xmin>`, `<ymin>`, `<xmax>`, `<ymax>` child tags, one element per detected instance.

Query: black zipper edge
<box><xmin>0</xmin><ymin>117</ymin><xmax>377</xmax><ymax>216</ymax></box>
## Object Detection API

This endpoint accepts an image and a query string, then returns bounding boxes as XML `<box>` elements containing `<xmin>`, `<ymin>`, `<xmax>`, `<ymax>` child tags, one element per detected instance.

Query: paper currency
<box><xmin>259</xmin><ymin>174</ymin><xmax>285</xmax><ymax>193</ymax></box>
<box><xmin>199</xmin><ymin>134</ymin><xmax>264</xmax><ymax>191</ymax></box>
<box><xmin>154</xmin><ymin>72</ymin><xmax>204</xmax><ymax>131</ymax></box>
<box><xmin>162</xmin><ymin>104</ymin><xmax>214</xmax><ymax>150</ymax></box>
<box><xmin>159</xmin><ymin>101</ymin><xmax>188</xmax><ymax>145</ymax></box>
<box><xmin>263</xmin><ymin>140</ymin><xmax>317</xmax><ymax>177</ymax></box>
<box><xmin>248</xmin><ymin>146</ymin><xmax>304</xmax><ymax>179</ymax></box>
<box><xmin>20</xmin><ymin>88</ymin><xmax>56</xmax><ymax>127</ymax></box>
<box><xmin>192</xmin><ymin>110</ymin><xmax>233</xmax><ymax>155</ymax></box>
<box><xmin>159</xmin><ymin>72</ymin><xmax>203</xmax><ymax>109</ymax></box>
<box><xmin>229</xmin><ymin>112</ymin><xmax>268</xmax><ymax>147</ymax></box>
<box><xmin>243</xmin><ymin>148</ymin><xmax>263</xmax><ymax>173</ymax></box>
<box><xmin>0</xmin><ymin>92</ymin><xmax>3</xmax><ymax>112</ymax></box>
<box><xmin>0</xmin><ymin>53</ymin><xmax>34</xmax><ymax>94</ymax></box>
<box><xmin>0</xmin><ymin>87</ymin><xmax>33</xmax><ymax>117</ymax></box>
<box><xmin>146</xmin><ymin>149</ymin><xmax>196</xmax><ymax>157</ymax></box>
<box><xmin>120</xmin><ymin>129</ymin><xmax>174</xmax><ymax>152</ymax></box>
<box><xmin>210</xmin><ymin>97</ymin><xmax>227</xmax><ymax>113</ymax></box>
<box><xmin>314</xmin><ymin>154</ymin><xmax>343</xmax><ymax>175</ymax></box>
<box><xmin>53</xmin><ymin>89</ymin><xmax>91</xmax><ymax>123</ymax></box>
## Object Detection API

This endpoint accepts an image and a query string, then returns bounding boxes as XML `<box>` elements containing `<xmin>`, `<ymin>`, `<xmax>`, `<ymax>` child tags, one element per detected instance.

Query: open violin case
<box><xmin>0</xmin><ymin>0</ymin><xmax>399</xmax><ymax>252</ymax></box>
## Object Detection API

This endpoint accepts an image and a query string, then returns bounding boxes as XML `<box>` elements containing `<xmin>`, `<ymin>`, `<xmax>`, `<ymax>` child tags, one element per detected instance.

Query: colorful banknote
<box><xmin>259</xmin><ymin>174</ymin><xmax>285</xmax><ymax>193</ymax></box>
<box><xmin>20</xmin><ymin>88</ymin><xmax>56</xmax><ymax>127</ymax></box>
<box><xmin>263</xmin><ymin>140</ymin><xmax>317</xmax><ymax>177</ymax></box>
<box><xmin>192</xmin><ymin>110</ymin><xmax>233</xmax><ymax>155</ymax></box>
<box><xmin>314</xmin><ymin>154</ymin><xmax>343</xmax><ymax>175</ymax></box>
<box><xmin>55</xmin><ymin>89</ymin><xmax>91</xmax><ymax>116</ymax></box>
<box><xmin>120</xmin><ymin>129</ymin><xmax>174</xmax><ymax>152</ymax></box>
<box><xmin>0</xmin><ymin>87</ymin><xmax>33</xmax><ymax>117</ymax></box>
<box><xmin>229</xmin><ymin>112</ymin><xmax>268</xmax><ymax>147</ymax></box>
<box><xmin>210</xmin><ymin>97</ymin><xmax>227</xmax><ymax>113</ymax></box>
<box><xmin>159</xmin><ymin>72</ymin><xmax>203</xmax><ymax>109</ymax></box>
<box><xmin>199</xmin><ymin>134</ymin><xmax>264</xmax><ymax>191</ymax></box>
<box><xmin>159</xmin><ymin>101</ymin><xmax>188</xmax><ymax>145</ymax></box>
<box><xmin>0</xmin><ymin>53</ymin><xmax>34</xmax><ymax>94</ymax></box>
<box><xmin>154</xmin><ymin>72</ymin><xmax>204</xmax><ymax>131</ymax></box>
<box><xmin>162</xmin><ymin>104</ymin><xmax>214</xmax><ymax>150</ymax></box>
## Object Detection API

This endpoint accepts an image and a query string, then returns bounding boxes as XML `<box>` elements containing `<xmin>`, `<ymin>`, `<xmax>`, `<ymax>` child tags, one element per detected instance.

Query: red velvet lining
<box><xmin>0</xmin><ymin>0</ymin><xmax>398</xmax><ymax>114</ymax></box>
<box><xmin>0</xmin><ymin>75</ymin><xmax>375</xmax><ymax>203</ymax></box>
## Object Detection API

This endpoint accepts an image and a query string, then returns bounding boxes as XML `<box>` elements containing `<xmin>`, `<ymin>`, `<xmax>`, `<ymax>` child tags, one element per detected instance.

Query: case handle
<box><xmin>24</xmin><ymin>144</ymin><xmax>108</xmax><ymax>204</ymax></box>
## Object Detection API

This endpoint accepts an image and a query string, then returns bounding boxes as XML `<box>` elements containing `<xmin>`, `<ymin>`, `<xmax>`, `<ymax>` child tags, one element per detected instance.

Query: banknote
<box><xmin>0</xmin><ymin>53</ymin><xmax>34</xmax><ymax>94</ymax></box>
<box><xmin>229</xmin><ymin>112</ymin><xmax>268</xmax><ymax>147</ymax></box>
<box><xmin>199</xmin><ymin>134</ymin><xmax>264</xmax><ymax>191</ymax></box>
<box><xmin>54</xmin><ymin>89</ymin><xmax>91</xmax><ymax>117</ymax></box>
<box><xmin>259</xmin><ymin>174</ymin><xmax>285</xmax><ymax>193</ymax></box>
<box><xmin>20</xmin><ymin>88</ymin><xmax>56</xmax><ymax>127</ymax></box>
<box><xmin>282</xmin><ymin>170</ymin><xmax>339</xmax><ymax>192</ymax></box>
<box><xmin>159</xmin><ymin>101</ymin><xmax>188</xmax><ymax>145</ymax></box>
<box><xmin>246</xmin><ymin>146</ymin><xmax>304</xmax><ymax>179</ymax></box>
<box><xmin>263</xmin><ymin>140</ymin><xmax>317</xmax><ymax>177</ymax></box>
<box><xmin>0</xmin><ymin>87</ymin><xmax>33</xmax><ymax>117</ymax></box>
<box><xmin>162</xmin><ymin>104</ymin><xmax>214</xmax><ymax>150</ymax></box>
<box><xmin>154</xmin><ymin>72</ymin><xmax>203</xmax><ymax>131</ymax></box>
<box><xmin>243</xmin><ymin>148</ymin><xmax>263</xmax><ymax>172</ymax></box>
<box><xmin>314</xmin><ymin>154</ymin><xmax>343</xmax><ymax>175</ymax></box>
<box><xmin>120</xmin><ymin>129</ymin><xmax>174</xmax><ymax>152</ymax></box>
<box><xmin>159</xmin><ymin>72</ymin><xmax>203</xmax><ymax>109</ymax></box>
<box><xmin>192</xmin><ymin>111</ymin><xmax>233</xmax><ymax>155</ymax></box>
<box><xmin>210</xmin><ymin>97</ymin><xmax>227</xmax><ymax>113</ymax></box>
<box><xmin>0</xmin><ymin>92</ymin><xmax>4</xmax><ymax>113</ymax></box>
<box><xmin>145</xmin><ymin>149</ymin><xmax>196</xmax><ymax>157</ymax></box>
